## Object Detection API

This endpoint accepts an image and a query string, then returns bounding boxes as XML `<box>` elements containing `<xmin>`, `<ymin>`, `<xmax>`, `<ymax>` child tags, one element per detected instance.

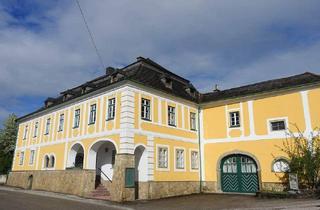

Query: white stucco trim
<box><xmin>247</xmin><ymin>100</ymin><xmax>256</xmax><ymax>137</ymax></box>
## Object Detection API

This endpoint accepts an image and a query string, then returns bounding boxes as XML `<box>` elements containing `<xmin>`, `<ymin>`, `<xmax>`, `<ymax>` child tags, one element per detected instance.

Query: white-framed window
<box><xmin>45</xmin><ymin>118</ymin><xmax>51</xmax><ymax>135</ymax></box>
<box><xmin>58</xmin><ymin>114</ymin><xmax>64</xmax><ymax>132</ymax></box>
<box><xmin>141</xmin><ymin>98</ymin><xmax>151</xmax><ymax>120</ymax></box>
<box><xmin>168</xmin><ymin>106</ymin><xmax>176</xmax><ymax>126</ymax></box>
<box><xmin>229</xmin><ymin>111</ymin><xmax>240</xmax><ymax>127</ymax></box>
<box><xmin>190</xmin><ymin>150</ymin><xmax>199</xmax><ymax>170</ymax></box>
<box><xmin>74</xmin><ymin>109</ymin><xmax>80</xmax><ymax>128</ymax></box>
<box><xmin>89</xmin><ymin>104</ymin><xmax>97</xmax><ymax>124</ymax></box>
<box><xmin>107</xmin><ymin>98</ymin><xmax>116</xmax><ymax>120</ymax></box>
<box><xmin>190</xmin><ymin>112</ymin><xmax>197</xmax><ymax>130</ymax></box>
<box><xmin>33</xmin><ymin>122</ymin><xmax>39</xmax><ymax>137</ymax></box>
<box><xmin>29</xmin><ymin>150</ymin><xmax>35</xmax><ymax>165</ymax></box>
<box><xmin>272</xmin><ymin>159</ymin><xmax>290</xmax><ymax>173</ymax></box>
<box><xmin>19</xmin><ymin>151</ymin><xmax>24</xmax><ymax>165</ymax></box>
<box><xmin>157</xmin><ymin>146</ymin><xmax>169</xmax><ymax>169</ymax></box>
<box><xmin>23</xmin><ymin>125</ymin><xmax>28</xmax><ymax>140</ymax></box>
<box><xmin>175</xmin><ymin>148</ymin><xmax>185</xmax><ymax>170</ymax></box>
<box><xmin>270</xmin><ymin>120</ymin><xmax>286</xmax><ymax>131</ymax></box>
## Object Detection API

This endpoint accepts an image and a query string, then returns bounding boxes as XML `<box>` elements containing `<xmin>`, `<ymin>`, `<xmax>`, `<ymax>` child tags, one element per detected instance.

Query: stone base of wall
<box><xmin>7</xmin><ymin>169</ymin><xmax>95</xmax><ymax>197</ymax></box>
<box><xmin>142</xmin><ymin>181</ymin><xmax>200</xmax><ymax>200</ymax></box>
<box><xmin>262</xmin><ymin>182</ymin><xmax>286</xmax><ymax>192</ymax></box>
<box><xmin>202</xmin><ymin>181</ymin><xmax>285</xmax><ymax>193</ymax></box>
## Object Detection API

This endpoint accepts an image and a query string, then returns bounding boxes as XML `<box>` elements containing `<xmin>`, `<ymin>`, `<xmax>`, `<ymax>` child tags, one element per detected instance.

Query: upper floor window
<box><xmin>190</xmin><ymin>112</ymin><xmax>197</xmax><ymax>131</ymax></box>
<box><xmin>141</xmin><ymin>98</ymin><xmax>151</xmax><ymax>120</ymax></box>
<box><xmin>270</xmin><ymin>120</ymin><xmax>286</xmax><ymax>131</ymax></box>
<box><xmin>19</xmin><ymin>151</ymin><xmax>24</xmax><ymax>165</ymax></box>
<box><xmin>58</xmin><ymin>114</ymin><xmax>64</xmax><ymax>132</ymax></box>
<box><xmin>158</xmin><ymin>146</ymin><xmax>168</xmax><ymax>169</ymax></box>
<box><xmin>272</xmin><ymin>159</ymin><xmax>289</xmax><ymax>173</ymax></box>
<box><xmin>107</xmin><ymin>98</ymin><xmax>116</xmax><ymax>120</ymax></box>
<box><xmin>175</xmin><ymin>148</ymin><xmax>185</xmax><ymax>170</ymax></box>
<box><xmin>168</xmin><ymin>106</ymin><xmax>176</xmax><ymax>126</ymax></box>
<box><xmin>191</xmin><ymin>150</ymin><xmax>199</xmax><ymax>170</ymax></box>
<box><xmin>45</xmin><ymin>118</ymin><xmax>51</xmax><ymax>135</ymax></box>
<box><xmin>89</xmin><ymin>104</ymin><xmax>97</xmax><ymax>124</ymax></box>
<box><xmin>29</xmin><ymin>150</ymin><xmax>35</xmax><ymax>165</ymax></box>
<box><xmin>229</xmin><ymin>111</ymin><xmax>240</xmax><ymax>127</ymax></box>
<box><xmin>23</xmin><ymin>125</ymin><xmax>28</xmax><ymax>140</ymax></box>
<box><xmin>74</xmin><ymin>109</ymin><xmax>80</xmax><ymax>128</ymax></box>
<box><xmin>33</xmin><ymin>122</ymin><xmax>39</xmax><ymax>137</ymax></box>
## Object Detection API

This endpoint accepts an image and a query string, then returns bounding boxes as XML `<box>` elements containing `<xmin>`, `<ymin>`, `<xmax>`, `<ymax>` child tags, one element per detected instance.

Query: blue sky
<box><xmin>0</xmin><ymin>0</ymin><xmax>320</xmax><ymax>125</ymax></box>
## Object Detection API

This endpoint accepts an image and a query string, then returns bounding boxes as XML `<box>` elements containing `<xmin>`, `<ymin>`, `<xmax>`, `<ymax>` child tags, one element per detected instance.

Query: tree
<box><xmin>279</xmin><ymin>127</ymin><xmax>320</xmax><ymax>189</ymax></box>
<box><xmin>0</xmin><ymin>114</ymin><xmax>18</xmax><ymax>174</ymax></box>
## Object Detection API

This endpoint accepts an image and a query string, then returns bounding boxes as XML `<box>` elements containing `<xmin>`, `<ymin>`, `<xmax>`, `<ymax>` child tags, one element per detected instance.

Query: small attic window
<box><xmin>63</xmin><ymin>93</ymin><xmax>73</xmax><ymax>101</ymax></box>
<box><xmin>161</xmin><ymin>76</ymin><xmax>173</xmax><ymax>89</ymax></box>
<box><xmin>44</xmin><ymin>98</ymin><xmax>55</xmax><ymax>108</ymax></box>
<box><xmin>186</xmin><ymin>87</ymin><xmax>196</xmax><ymax>98</ymax></box>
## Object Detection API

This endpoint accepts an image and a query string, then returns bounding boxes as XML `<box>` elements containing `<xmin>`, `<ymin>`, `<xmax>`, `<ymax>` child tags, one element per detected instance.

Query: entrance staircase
<box><xmin>89</xmin><ymin>183</ymin><xmax>111</xmax><ymax>200</ymax></box>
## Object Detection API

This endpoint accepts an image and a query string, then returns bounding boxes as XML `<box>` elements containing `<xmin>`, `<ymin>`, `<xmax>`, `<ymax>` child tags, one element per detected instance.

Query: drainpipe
<box><xmin>197</xmin><ymin>106</ymin><xmax>203</xmax><ymax>193</ymax></box>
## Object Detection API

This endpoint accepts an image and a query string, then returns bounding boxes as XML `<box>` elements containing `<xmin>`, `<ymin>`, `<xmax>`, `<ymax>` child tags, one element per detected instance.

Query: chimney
<box><xmin>213</xmin><ymin>84</ymin><xmax>220</xmax><ymax>92</ymax></box>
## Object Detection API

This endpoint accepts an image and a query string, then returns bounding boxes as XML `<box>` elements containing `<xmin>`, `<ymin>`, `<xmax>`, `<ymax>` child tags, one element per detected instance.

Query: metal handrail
<box><xmin>97</xmin><ymin>168</ymin><xmax>112</xmax><ymax>183</ymax></box>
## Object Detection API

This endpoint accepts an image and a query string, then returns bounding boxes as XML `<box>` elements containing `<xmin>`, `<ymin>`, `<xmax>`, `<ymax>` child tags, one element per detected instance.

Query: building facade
<box><xmin>7</xmin><ymin>57</ymin><xmax>320</xmax><ymax>201</ymax></box>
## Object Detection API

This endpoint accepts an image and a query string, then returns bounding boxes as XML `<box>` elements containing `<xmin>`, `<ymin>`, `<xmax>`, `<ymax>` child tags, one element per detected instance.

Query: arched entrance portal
<box><xmin>220</xmin><ymin>154</ymin><xmax>259</xmax><ymax>193</ymax></box>
<box><xmin>67</xmin><ymin>143</ymin><xmax>84</xmax><ymax>169</ymax></box>
<box><xmin>134</xmin><ymin>145</ymin><xmax>148</xmax><ymax>199</ymax></box>
<box><xmin>88</xmin><ymin>140</ymin><xmax>117</xmax><ymax>186</ymax></box>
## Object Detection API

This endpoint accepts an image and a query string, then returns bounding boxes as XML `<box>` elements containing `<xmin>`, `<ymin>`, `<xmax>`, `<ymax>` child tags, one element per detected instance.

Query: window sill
<box><xmin>44</xmin><ymin>133</ymin><xmax>49</xmax><ymax>136</ymax></box>
<box><xmin>88</xmin><ymin>122</ymin><xmax>95</xmax><ymax>125</ymax></box>
<box><xmin>229</xmin><ymin>125</ymin><xmax>240</xmax><ymax>128</ymax></box>
<box><xmin>73</xmin><ymin>126</ymin><xmax>79</xmax><ymax>129</ymax></box>
<box><xmin>57</xmin><ymin>130</ymin><xmax>63</xmax><ymax>132</ymax></box>
<box><xmin>168</xmin><ymin>124</ymin><xmax>176</xmax><ymax>127</ymax></box>
<box><xmin>141</xmin><ymin>118</ymin><xmax>152</xmax><ymax>122</ymax></box>
<box><xmin>190</xmin><ymin>128</ymin><xmax>197</xmax><ymax>131</ymax></box>
<box><xmin>106</xmin><ymin>118</ymin><xmax>114</xmax><ymax>121</ymax></box>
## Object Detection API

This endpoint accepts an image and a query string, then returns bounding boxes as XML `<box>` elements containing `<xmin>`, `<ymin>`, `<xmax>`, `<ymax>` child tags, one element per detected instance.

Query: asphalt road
<box><xmin>1</xmin><ymin>186</ymin><xmax>320</xmax><ymax>210</ymax></box>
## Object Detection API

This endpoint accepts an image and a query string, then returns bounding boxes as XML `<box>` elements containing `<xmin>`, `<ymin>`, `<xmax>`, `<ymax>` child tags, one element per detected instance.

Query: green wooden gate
<box><xmin>221</xmin><ymin>154</ymin><xmax>259</xmax><ymax>193</ymax></box>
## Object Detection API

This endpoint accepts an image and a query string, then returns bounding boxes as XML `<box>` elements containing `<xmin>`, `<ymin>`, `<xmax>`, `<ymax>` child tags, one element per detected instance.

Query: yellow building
<box><xmin>7</xmin><ymin>57</ymin><xmax>320</xmax><ymax>201</ymax></box>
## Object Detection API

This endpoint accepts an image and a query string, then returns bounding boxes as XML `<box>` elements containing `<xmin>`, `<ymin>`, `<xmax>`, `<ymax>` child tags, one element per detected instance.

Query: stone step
<box><xmin>89</xmin><ymin>184</ymin><xmax>111</xmax><ymax>200</ymax></box>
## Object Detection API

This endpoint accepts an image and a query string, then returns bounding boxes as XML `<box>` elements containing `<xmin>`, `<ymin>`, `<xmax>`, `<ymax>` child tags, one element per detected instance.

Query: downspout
<box><xmin>197</xmin><ymin>106</ymin><xmax>203</xmax><ymax>193</ymax></box>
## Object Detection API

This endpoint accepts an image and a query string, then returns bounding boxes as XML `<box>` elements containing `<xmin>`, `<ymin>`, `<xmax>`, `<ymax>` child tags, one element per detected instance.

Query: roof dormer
<box><xmin>160</xmin><ymin>74</ymin><xmax>173</xmax><ymax>89</ymax></box>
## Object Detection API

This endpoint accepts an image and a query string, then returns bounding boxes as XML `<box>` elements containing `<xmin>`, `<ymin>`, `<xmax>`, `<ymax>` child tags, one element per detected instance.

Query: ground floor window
<box><xmin>19</xmin><ymin>151</ymin><xmax>24</xmax><ymax>165</ymax></box>
<box><xmin>191</xmin><ymin>150</ymin><xmax>199</xmax><ymax>170</ymax></box>
<box><xmin>175</xmin><ymin>148</ymin><xmax>185</xmax><ymax>170</ymax></box>
<box><xmin>158</xmin><ymin>146</ymin><xmax>168</xmax><ymax>169</ymax></box>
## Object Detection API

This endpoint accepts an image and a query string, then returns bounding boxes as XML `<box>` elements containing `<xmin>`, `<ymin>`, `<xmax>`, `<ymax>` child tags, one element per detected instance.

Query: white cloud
<box><xmin>0</xmin><ymin>0</ymin><xmax>320</xmax><ymax>118</ymax></box>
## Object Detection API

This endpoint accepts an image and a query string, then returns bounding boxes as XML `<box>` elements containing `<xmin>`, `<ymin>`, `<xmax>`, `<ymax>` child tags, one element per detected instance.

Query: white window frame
<box><xmin>174</xmin><ymin>147</ymin><xmax>186</xmax><ymax>171</ymax></box>
<box><xmin>189</xmin><ymin>149</ymin><xmax>199</xmax><ymax>171</ymax></box>
<box><xmin>107</xmin><ymin>98</ymin><xmax>116</xmax><ymax>120</ymax></box>
<box><xmin>58</xmin><ymin>113</ymin><xmax>64</xmax><ymax>132</ymax></box>
<box><xmin>23</xmin><ymin>125</ymin><xmax>28</xmax><ymax>140</ymax></box>
<box><xmin>168</xmin><ymin>106</ymin><xmax>176</xmax><ymax>126</ymax></box>
<box><xmin>33</xmin><ymin>122</ymin><xmax>39</xmax><ymax>137</ymax></box>
<box><xmin>267</xmin><ymin>117</ymin><xmax>288</xmax><ymax>134</ymax></box>
<box><xmin>45</xmin><ymin>118</ymin><xmax>51</xmax><ymax>135</ymax></box>
<box><xmin>156</xmin><ymin>144</ymin><xmax>169</xmax><ymax>171</ymax></box>
<box><xmin>19</xmin><ymin>151</ymin><xmax>25</xmax><ymax>165</ymax></box>
<box><xmin>141</xmin><ymin>98</ymin><xmax>151</xmax><ymax>121</ymax></box>
<box><xmin>73</xmin><ymin>109</ymin><xmax>81</xmax><ymax>128</ymax></box>
<box><xmin>89</xmin><ymin>104</ymin><xmax>97</xmax><ymax>124</ymax></box>
<box><xmin>229</xmin><ymin>111</ymin><xmax>240</xmax><ymax>128</ymax></box>
<box><xmin>29</xmin><ymin>150</ymin><xmax>35</xmax><ymax>165</ymax></box>
<box><xmin>190</xmin><ymin>112</ymin><xmax>197</xmax><ymax>131</ymax></box>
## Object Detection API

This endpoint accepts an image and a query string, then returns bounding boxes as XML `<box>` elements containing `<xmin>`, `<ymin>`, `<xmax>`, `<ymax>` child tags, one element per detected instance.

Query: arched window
<box><xmin>44</xmin><ymin>155</ymin><xmax>50</xmax><ymax>168</ymax></box>
<box><xmin>272</xmin><ymin>159</ymin><xmax>289</xmax><ymax>172</ymax></box>
<box><xmin>50</xmin><ymin>155</ymin><xmax>55</xmax><ymax>168</ymax></box>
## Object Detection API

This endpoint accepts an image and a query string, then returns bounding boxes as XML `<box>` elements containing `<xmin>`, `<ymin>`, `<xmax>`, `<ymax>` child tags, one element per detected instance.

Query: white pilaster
<box><xmin>301</xmin><ymin>91</ymin><xmax>312</xmax><ymax>139</ymax></box>
<box><xmin>119</xmin><ymin>88</ymin><xmax>135</xmax><ymax>154</ymax></box>
<box><xmin>147</xmin><ymin>135</ymin><xmax>154</xmax><ymax>181</ymax></box>
<box><xmin>199</xmin><ymin>109</ymin><xmax>205</xmax><ymax>182</ymax></box>
<box><xmin>248</xmin><ymin>100</ymin><xmax>256</xmax><ymax>137</ymax></box>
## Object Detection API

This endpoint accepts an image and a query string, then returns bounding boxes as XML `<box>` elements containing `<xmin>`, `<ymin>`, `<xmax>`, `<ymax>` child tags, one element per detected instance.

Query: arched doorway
<box><xmin>67</xmin><ymin>143</ymin><xmax>84</xmax><ymax>169</ymax></box>
<box><xmin>220</xmin><ymin>154</ymin><xmax>259</xmax><ymax>193</ymax></box>
<box><xmin>27</xmin><ymin>175</ymin><xmax>33</xmax><ymax>190</ymax></box>
<box><xmin>134</xmin><ymin>145</ymin><xmax>148</xmax><ymax>199</ymax></box>
<box><xmin>88</xmin><ymin>140</ymin><xmax>117</xmax><ymax>186</ymax></box>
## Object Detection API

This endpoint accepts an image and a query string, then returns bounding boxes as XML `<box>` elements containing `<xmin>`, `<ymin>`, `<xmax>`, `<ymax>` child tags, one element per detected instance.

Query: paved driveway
<box><xmin>1</xmin><ymin>186</ymin><xmax>320</xmax><ymax>210</ymax></box>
